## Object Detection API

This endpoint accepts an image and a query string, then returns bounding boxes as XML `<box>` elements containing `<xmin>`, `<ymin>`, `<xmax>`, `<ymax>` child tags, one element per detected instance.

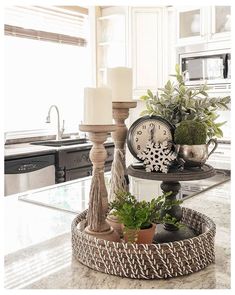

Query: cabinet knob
<box><xmin>82</xmin><ymin>154</ymin><xmax>89</xmax><ymax>161</ymax></box>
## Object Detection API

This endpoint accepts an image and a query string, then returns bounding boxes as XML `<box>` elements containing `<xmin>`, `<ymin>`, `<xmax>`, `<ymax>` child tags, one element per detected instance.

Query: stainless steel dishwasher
<box><xmin>4</xmin><ymin>154</ymin><xmax>55</xmax><ymax>196</ymax></box>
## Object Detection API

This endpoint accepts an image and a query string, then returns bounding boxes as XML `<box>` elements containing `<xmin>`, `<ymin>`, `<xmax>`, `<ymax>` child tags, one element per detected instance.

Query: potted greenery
<box><xmin>174</xmin><ymin>120</ymin><xmax>218</xmax><ymax>167</ymax></box>
<box><xmin>140</xmin><ymin>64</ymin><xmax>230</xmax><ymax>140</ymax></box>
<box><xmin>110</xmin><ymin>191</ymin><xmax>183</xmax><ymax>244</ymax></box>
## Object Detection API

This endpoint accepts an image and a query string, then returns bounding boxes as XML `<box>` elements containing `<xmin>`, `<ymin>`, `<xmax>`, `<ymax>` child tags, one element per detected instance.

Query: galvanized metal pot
<box><xmin>177</xmin><ymin>138</ymin><xmax>218</xmax><ymax>167</ymax></box>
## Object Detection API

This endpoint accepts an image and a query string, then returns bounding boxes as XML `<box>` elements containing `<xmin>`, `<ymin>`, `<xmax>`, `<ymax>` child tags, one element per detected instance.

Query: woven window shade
<box><xmin>4</xmin><ymin>5</ymin><xmax>88</xmax><ymax>46</ymax></box>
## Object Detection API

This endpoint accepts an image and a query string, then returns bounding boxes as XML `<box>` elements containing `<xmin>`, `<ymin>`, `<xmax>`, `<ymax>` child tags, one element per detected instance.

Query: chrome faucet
<box><xmin>46</xmin><ymin>105</ymin><xmax>65</xmax><ymax>140</ymax></box>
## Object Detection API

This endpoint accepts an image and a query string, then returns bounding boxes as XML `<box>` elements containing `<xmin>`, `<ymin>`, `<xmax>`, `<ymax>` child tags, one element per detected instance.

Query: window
<box><xmin>4</xmin><ymin>6</ymin><xmax>90</xmax><ymax>135</ymax></box>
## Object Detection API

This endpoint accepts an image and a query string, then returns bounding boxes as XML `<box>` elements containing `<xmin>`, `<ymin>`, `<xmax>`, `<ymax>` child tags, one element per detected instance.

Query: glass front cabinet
<box><xmin>177</xmin><ymin>6</ymin><xmax>231</xmax><ymax>45</ymax></box>
<box><xmin>97</xmin><ymin>11</ymin><xmax>127</xmax><ymax>86</ymax></box>
<box><xmin>210</xmin><ymin>6</ymin><xmax>231</xmax><ymax>41</ymax></box>
<box><xmin>177</xmin><ymin>7</ymin><xmax>206</xmax><ymax>45</ymax></box>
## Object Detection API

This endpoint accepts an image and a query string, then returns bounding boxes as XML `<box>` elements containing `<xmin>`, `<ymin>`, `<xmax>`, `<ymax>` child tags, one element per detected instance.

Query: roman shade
<box><xmin>4</xmin><ymin>5</ymin><xmax>88</xmax><ymax>46</ymax></box>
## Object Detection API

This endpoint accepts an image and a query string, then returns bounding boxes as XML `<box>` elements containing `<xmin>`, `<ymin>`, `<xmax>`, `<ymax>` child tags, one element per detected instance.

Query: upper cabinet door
<box><xmin>96</xmin><ymin>7</ymin><xmax>128</xmax><ymax>86</ymax></box>
<box><xmin>176</xmin><ymin>6</ymin><xmax>207</xmax><ymax>46</ymax></box>
<box><xmin>210</xmin><ymin>6</ymin><xmax>231</xmax><ymax>41</ymax></box>
<box><xmin>132</xmin><ymin>7</ymin><xmax>164</xmax><ymax>97</ymax></box>
<box><xmin>176</xmin><ymin>6</ymin><xmax>231</xmax><ymax>46</ymax></box>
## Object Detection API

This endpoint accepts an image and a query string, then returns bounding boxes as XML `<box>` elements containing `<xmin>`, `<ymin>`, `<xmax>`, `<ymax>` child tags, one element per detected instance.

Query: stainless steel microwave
<box><xmin>180</xmin><ymin>50</ymin><xmax>231</xmax><ymax>85</ymax></box>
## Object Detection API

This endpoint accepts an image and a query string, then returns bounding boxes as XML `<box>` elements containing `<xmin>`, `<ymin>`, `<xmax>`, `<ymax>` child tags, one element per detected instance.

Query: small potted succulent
<box><xmin>110</xmin><ymin>191</ymin><xmax>183</xmax><ymax>244</ymax></box>
<box><xmin>174</xmin><ymin>120</ymin><xmax>218</xmax><ymax>167</ymax></box>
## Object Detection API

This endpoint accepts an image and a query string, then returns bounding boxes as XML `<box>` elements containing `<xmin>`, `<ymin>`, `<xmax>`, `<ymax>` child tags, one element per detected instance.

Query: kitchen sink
<box><xmin>31</xmin><ymin>138</ymin><xmax>88</xmax><ymax>147</ymax></box>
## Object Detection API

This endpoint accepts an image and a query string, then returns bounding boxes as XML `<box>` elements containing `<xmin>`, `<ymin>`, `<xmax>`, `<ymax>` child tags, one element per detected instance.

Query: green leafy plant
<box><xmin>140</xmin><ymin>64</ymin><xmax>230</xmax><ymax>139</ymax></box>
<box><xmin>151</xmin><ymin>192</ymin><xmax>184</xmax><ymax>228</ymax></box>
<box><xmin>110</xmin><ymin>191</ymin><xmax>183</xmax><ymax>242</ymax></box>
<box><xmin>174</xmin><ymin>120</ymin><xmax>207</xmax><ymax>145</ymax></box>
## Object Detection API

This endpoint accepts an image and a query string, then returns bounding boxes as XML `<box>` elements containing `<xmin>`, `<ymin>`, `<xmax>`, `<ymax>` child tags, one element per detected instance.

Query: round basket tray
<box><xmin>71</xmin><ymin>207</ymin><xmax>216</xmax><ymax>279</ymax></box>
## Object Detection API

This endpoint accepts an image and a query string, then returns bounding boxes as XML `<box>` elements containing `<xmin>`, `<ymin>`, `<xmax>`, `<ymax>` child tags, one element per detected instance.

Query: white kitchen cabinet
<box><xmin>176</xmin><ymin>6</ymin><xmax>231</xmax><ymax>46</ymax></box>
<box><xmin>206</xmin><ymin>142</ymin><xmax>231</xmax><ymax>171</ymax></box>
<box><xmin>130</xmin><ymin>177</ymin><xmax>162</xmax><ymax>201</ymax></box>
<box><xmin>96</xmin><ymin>6</ymin><xmax>168</xmax><ymax>96</ymax></box>
<box><xmin>209</xmin><ymin>6</ymin><xmax>231</xmax><ymax>42</ymax></box>
<box><xmin>176</xmin><ymin>6</ymin><xmax>207</xmax><ymax>46</ymax></box>
<box><xmin>131</xmin><ymin>7</ymin><xmax>165</xmax><ymax>98</ymax></box>
<box><xmin>96</xmin><ymin>7</ymin><xmax>128</xmax><ymax>86</ymax></box>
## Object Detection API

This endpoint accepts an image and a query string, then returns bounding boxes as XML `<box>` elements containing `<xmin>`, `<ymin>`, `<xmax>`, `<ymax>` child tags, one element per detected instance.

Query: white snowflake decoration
<box><xmin>137</xmin><ymin>140</ymin><xmax>176</xmax><ymax>173</ymax></box>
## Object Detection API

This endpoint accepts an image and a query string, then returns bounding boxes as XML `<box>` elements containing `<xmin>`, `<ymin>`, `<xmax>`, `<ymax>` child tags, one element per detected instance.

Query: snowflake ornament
<box><xmin>137</xmin><ymin>140</ymin><xmax>176</xmax><ymax>173</ymax></box>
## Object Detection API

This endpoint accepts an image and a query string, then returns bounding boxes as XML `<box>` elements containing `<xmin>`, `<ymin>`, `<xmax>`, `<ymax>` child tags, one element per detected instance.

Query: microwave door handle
<box><xmin>223</xmin><ymin>54</ymin><xmax>229</xmax><ymax>79</ymax></box>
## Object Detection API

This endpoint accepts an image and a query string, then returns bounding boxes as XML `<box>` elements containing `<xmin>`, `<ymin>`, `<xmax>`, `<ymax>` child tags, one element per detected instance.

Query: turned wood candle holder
<box><xmin>79</xmin><ymin>124</ymin><xmax>120</xmax><ymax>242</ymax></box>
<box><xmin>108</xmin><ymin>101</ymin><xmax>137</xmax><ymax>201</ymax></box>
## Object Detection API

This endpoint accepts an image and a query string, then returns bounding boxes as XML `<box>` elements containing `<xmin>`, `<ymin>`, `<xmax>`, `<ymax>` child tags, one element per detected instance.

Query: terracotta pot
<box><xmin>122</xmin><ymin>223</ymin><xmax>157</xmax><ymax>244</ymax></box>
<box><xmin>106</xmin><ymin>214</ymin><xmax>123</xmax><ymax>238</ymax></box>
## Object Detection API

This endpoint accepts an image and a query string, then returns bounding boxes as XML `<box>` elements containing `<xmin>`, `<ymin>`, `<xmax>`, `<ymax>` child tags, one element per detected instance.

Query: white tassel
<box><xmin>87</xmin><ymin>168</ymin><xmax>103</xmax><ymax>231</ymax></box>
<box><xmin>108</xmin><ymin>148</ymin><xmax>128</xmax><ymax>201</ymax></box>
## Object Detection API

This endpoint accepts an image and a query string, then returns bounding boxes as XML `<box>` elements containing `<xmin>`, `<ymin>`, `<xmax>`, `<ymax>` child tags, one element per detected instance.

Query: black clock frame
<box><xmin>127</xmin><ymin>115</ymin><xmax>175</xmax><ymax>160</ymax></box>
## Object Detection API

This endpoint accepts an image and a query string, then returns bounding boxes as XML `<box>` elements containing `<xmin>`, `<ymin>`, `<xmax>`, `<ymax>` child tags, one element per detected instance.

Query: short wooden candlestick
<box><xmin>79</xmin><ymin>124</ymin><xmax>120</xmax><ymax>242</ymax></box>
<box><xmin>108</xmin><ymin>101</ymin><xmax>137</xmax><ymax>201</ymax></box>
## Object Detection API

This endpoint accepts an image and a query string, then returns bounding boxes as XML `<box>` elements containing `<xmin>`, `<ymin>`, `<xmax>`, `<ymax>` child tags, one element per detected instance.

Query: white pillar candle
<box><xmin>83</xmin><ymin>87</ymin><xmax>113</xmax><ymax>125</ymax></box>
<box><xmin>107</xmin><ymin>67</ymin><xmax>133</xmax><ymax>101</ymax></box>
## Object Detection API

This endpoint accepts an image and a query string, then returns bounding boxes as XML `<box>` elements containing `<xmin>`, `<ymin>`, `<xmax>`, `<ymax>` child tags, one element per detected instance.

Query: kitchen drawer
<box><xmin>209</xmin><ymin>144</ymin><xmax>230</xmax><ymax>161</ymax></box>
<box><xmin>65</xmin><ymin>166</ymin><xmax>92</xmax><ymax>181</ymax></box>
<box><xmin>58</xmin><ymin>149</ymin><xmax>91</xmax><ymax>170</ymax></box>
<box><xmin>66</xmin><ymin>162</ymin><xmax>112</xmax><ymax>181</ymax></box>
<box><xmin>106</xmin><ymin>146</ymin><xmax>114</xmax><ymax>162</ymax></box>
<box><xmin>57</xmin><ymin>145</ymin><xmax>114</xmax><ymax>170</ymax></box>
<box><xmin>207</xmin><ymin>143</ymin><xmax>231</xmax><ymax>170</ymax></box>
<box><xmin>104</xmin><ymin>162</ymin><xmax>112</xmax><ymax>172</ymax></box>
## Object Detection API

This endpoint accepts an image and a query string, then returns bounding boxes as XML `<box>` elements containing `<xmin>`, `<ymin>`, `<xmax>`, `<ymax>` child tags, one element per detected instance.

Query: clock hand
<box><xmin>148</xmin><ymin>125</ymin><xmax>155</xmax><ymax>142</ymax></box>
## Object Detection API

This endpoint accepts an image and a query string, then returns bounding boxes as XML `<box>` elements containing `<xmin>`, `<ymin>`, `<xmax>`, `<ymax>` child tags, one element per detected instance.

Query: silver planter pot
<box><xmin>176</xmin><ymin>138</ymin><xmax>218</xmax><ymax>167</ymax></box>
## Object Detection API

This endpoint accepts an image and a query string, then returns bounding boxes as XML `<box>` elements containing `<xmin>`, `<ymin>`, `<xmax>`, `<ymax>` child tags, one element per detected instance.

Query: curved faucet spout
<box><xmin>46</xmin><ymin>105</ymin><xmax>64</xmax><ymax>140</ymax></box>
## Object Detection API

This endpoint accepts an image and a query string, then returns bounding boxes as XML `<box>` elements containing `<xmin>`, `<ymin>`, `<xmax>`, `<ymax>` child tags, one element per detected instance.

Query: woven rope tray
<box><xmin>71</xmin><ymin>207</ymin><xmax>216</xmax><ymax>279</ymax></box>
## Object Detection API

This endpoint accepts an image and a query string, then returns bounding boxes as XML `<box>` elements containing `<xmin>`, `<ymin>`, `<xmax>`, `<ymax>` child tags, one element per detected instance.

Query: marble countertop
<box><xmin>4</xmin><ymin>179</ymin><xmax>230</xmax><ymax>289</ymax></box>
<box><xmin>4</xmin><ymin>143</ymin><xmax>57</xmax><ymax>159</ymax></box>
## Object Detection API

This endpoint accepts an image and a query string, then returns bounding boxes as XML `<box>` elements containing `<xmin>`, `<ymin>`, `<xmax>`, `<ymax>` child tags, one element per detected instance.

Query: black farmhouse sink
<box><xmin>31</xmin><ymin>138</ymin><xmax>88</xmax><ymax>147</ymax></box>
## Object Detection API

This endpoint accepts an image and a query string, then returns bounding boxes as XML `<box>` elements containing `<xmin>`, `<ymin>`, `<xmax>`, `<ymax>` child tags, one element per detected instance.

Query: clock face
<box><xmin>127</xmin><ymin>116</ymin><xmax>174</xmax><ymax>160</ymax></box>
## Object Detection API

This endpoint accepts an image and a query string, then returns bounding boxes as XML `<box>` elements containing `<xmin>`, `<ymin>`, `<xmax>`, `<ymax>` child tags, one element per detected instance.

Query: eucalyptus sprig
<box><xmin>140</xmin><ymin>64</ymin><xmax>230</xmax><ymax>139</ymax></box>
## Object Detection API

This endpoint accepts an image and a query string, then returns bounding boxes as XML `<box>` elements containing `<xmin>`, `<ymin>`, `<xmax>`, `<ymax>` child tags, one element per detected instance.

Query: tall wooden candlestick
<box><xmin>79</xmin><ymin>124</ymin><xmax>120</xmax><ymax>242</ymax></box>
<box><xmin>108</xmin><ymin>101</ymin><xmax>137</xmax><ymax>201</ymax></box>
